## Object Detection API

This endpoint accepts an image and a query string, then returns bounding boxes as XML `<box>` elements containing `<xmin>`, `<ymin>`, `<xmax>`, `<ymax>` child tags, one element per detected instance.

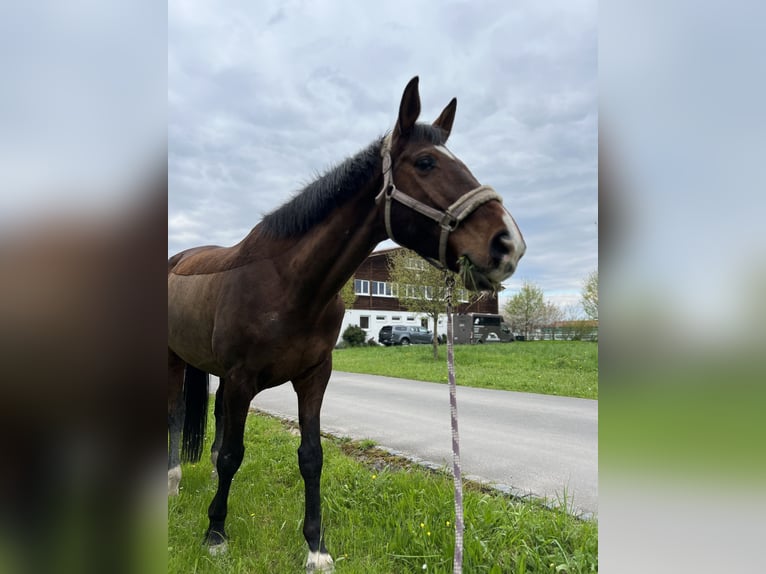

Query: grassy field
<box><xmin>332</xmin><ymin>341</ymin><xmax>598</xmax><ymax>399</ymax></box>
<box><xmin>600</xmin><ymin>358</ymin><xmax>766</xmax><ymax>481</ymax></box>
<box><xmin>169</xmin><ymin>410</ymin><xmax>598</xmax><ymax>573</ymax></box>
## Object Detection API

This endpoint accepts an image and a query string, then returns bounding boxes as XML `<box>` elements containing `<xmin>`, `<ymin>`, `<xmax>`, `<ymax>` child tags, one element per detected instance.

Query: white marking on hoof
<box><xmin>208</xmin><ymin>541</ymin><xmax>228</xmax><ymax>556</ymax></box>
<box><xmin>168</xmin><ymin>466</ymin><xmax>181</xmax><ymax>497</ymax></box>
<box><xmin>306</xmin><ymin>550</ymin><xmax>334</xmax><ymax>572</ymax></box>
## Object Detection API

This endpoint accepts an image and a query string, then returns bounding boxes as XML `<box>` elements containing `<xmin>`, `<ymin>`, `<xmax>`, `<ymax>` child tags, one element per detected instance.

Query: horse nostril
<box><xmin>490</xmin><ymin>231</ymin><xmax>513</xmax><ymax>263</ymax></box>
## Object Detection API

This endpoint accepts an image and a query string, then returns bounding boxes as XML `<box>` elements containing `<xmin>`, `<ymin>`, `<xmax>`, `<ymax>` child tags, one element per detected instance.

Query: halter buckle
<box><xmin>440</xmin><ymin>212</ymin><xmax>459</xmax><ymax>232</ymax></box>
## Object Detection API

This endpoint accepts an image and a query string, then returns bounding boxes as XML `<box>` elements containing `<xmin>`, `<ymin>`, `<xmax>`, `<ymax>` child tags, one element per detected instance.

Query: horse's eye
<box><xmin>414</xmin><ymin>155</ymin><xmax>436</xmax><ymax>171</ymax></box>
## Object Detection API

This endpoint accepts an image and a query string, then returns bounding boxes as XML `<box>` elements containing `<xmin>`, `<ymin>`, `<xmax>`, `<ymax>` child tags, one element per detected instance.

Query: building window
<box><xmin>406</xmin><ymin>316</ymin><xmax>415</xmax><ymax>322</ymax></box>
<box><xmin>392</xmin><ymin>315</ymin><xmax>401</xmax><ymax>321</ymax></box>
<box><xmin>354</xmin><ymin>279</ymin><xmax>369</xmax><ymax>295</ymax></box>
<box><xmin>405</xmin><ymin>257</ymin><xmax>426</xmax><ymax>271</ymax></box>
<box><xmin>474</xmin><ymin>315</ymin><xmax>501</xmax><ymax>327</ymax></box>
<box><xmin>402</xmin><ymin>284</ymin><xmax>420</xmax><ymax>299</ymax></box>
<box><xmin>376</xmin><ymin>315</ymin><xmax>386</xmax><ymax>321</ymax></box>
<box><xmin>360</xmin><ymin>316</ymin><xmax>370</xmax><ymax>329</ymax></box>
<box><xmin>371</xmin><ymin>281</ymin><xmax>395</xmax><ymax>297</ymax></box>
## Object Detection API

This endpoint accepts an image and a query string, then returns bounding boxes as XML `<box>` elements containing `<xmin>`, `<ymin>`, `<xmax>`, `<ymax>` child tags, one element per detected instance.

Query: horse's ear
<box><xmin>433</xmin><ymin>97</ymin><xmax>457</xmax><ymax>140</ymax></box>
<box><xmin>394</xmin><ymin>76</ymin><xmax>421</xmax><ymax>140</ymax></box>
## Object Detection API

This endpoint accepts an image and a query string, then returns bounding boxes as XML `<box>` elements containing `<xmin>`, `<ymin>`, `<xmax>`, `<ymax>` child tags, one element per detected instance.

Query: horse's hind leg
<box><xmin>168</xmin><ymin>350</ymin><xmax>185</xmax><ymax>496</ymax></box>
<box><xmin>204</xmin><ymin>375</ymin><xmax>252</xmax><ymax>554</ymax></box>
<box><xmin>210</xmin><ymin>378</ymin><xmax>225</xmax><ymax>473</ymax></box>
<box><xmin>292</xmin><ymin>358</ymin><xmax>334</xmax><ymax>572</ymax></box>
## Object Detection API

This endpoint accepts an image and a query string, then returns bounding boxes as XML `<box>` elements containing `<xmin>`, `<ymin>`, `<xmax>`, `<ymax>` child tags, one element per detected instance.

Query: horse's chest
<box><xmin>243</xmin><ymin>313</ymin><xmax>339</xmax><ymax>384</ymax></box>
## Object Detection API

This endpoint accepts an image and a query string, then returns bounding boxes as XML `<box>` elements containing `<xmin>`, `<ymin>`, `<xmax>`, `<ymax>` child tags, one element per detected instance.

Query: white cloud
<box><xmin>168</xmin><ymin>0</ymin><xmax>598</xmax><ymax>297</ymax></box>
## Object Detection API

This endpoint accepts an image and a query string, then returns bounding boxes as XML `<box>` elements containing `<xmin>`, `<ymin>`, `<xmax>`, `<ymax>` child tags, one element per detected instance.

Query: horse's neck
<box><xmin>286</xmin><ymin>179</ymin><xmax>386</xmax><ymax>307</ymax></box>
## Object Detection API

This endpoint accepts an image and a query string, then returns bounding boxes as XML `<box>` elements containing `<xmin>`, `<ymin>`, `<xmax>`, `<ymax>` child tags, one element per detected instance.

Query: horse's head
<box><xmin>377</xmin><ymin>77</ymin><xmax>525</xmax><ymax>291</ymax></box>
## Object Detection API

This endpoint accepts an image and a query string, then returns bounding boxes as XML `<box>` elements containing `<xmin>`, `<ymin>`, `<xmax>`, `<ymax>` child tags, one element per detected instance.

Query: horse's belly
<box><xmin>167</xmin><ymin>273</ymin><xmax>223</xmax><ymax>374</ymax></box>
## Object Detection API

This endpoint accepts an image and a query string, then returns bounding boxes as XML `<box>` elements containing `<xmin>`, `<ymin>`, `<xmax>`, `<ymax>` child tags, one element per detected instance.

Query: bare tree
<box><xmin>542</xmin><ymin>301</ymin><xmax>565</xmax><ymax>340</ymax></box>
<box><xmin>562</xmin><ymin>303</ymin><xmax>595</xmax><ymax>341</ymax></box>
<box><xmin>503</xmin><ymin>280</ymin><xmax>545</xmax><ymax>340</ymax></box>
<box><xmin>581</xmin><ymin>270</ymin><xmax>598</xmax><ymax>321</ymax></box>
<box><xmin>387</xmin><ymin>249</ymin><xmax>469</xmax><ymax>359</ymax></box>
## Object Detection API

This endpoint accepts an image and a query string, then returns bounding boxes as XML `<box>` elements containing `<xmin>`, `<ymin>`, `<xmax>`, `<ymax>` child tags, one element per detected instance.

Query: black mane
<box><xmin>260</xmin><ymin>137</ymin><xmax>384</xmax><ymax>238</ymax></box>
<box><xmin>260</xmin><ymin>124</ymin><xmax>448</xmax><ymax>238</ymax></box>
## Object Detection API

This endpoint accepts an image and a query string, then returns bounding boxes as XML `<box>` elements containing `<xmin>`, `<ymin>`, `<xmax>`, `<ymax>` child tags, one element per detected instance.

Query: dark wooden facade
<box><xmin>351</xmin><ymin>247</ymin><xmax>499</xmax><ymax>314</ymax></box>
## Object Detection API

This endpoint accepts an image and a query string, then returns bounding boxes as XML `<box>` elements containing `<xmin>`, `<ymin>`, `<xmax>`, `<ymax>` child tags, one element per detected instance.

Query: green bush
<box><xmin>342</xmin><ymin>324</ymin><xmax>367</xmax><ymax>347</ymax></box>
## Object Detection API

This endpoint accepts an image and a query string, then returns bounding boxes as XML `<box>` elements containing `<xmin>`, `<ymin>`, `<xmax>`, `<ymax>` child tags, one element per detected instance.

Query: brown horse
<box><xmin>168</xmin><ymin>77</ymin><xmax>525</xmax><ymax>571</ymax></box>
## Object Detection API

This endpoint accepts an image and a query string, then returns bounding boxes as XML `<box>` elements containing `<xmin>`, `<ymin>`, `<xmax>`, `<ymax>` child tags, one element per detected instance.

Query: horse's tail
<box><xmin>181</xmin><ymin>365</ymin><xmax>209</xmax><ymax>463</ymax></box>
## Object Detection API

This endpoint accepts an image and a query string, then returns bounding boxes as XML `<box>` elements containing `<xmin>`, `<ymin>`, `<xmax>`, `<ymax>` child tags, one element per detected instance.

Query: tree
<box><xmin>503</xmin><ymin>281</ymin><xmax>545</xmax><ymax>340</ymax></box>
<box><xmin>581</xmin><ymin>270</ymin><xmax>598</xmax><ymax>321</ymax></box>
<box><xmin>340</xmin><ymin>277</ymin><xmax>357</xmax><ymax>312</ymax></box>
<box><xmin>541</xmin><ymin>300</ymin><xmax>565</xmax><ymax>340</ymax></box>
<box><xmin>387</xmin><ymin>249</ymin><xmax>469</xmax><ymax>359</ymax></box>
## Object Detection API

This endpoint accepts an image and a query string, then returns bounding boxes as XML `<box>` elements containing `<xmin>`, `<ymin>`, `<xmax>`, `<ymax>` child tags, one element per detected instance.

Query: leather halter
<box><xmin>374</xmin><ymin>134</ymin><xmax>503</xmax><ymax>269</ymax></box>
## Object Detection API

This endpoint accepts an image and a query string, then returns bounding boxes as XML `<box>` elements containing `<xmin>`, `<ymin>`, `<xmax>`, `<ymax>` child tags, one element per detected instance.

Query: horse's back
<box><xmin>168</xmin><ymin>244</ymin><xmax>231</xmax><ymax>276</ymax></box>
<box><xmin>166</xmin><ymin>227</ymin><xmax>339</xmax><ymax>378</ymax></box>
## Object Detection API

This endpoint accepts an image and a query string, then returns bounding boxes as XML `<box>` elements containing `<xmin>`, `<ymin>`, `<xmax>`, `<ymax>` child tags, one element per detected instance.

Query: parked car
<box><xmin>378</xmin><ymin>324</ymin><xmax>433</xmax><ymax>346</ymax></box>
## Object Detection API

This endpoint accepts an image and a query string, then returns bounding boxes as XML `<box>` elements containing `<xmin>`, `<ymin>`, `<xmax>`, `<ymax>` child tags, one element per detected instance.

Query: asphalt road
<box><xmin>211</xmin><ymin>371</ymin><xmax>597</xmax><ymax>517</ymax></box>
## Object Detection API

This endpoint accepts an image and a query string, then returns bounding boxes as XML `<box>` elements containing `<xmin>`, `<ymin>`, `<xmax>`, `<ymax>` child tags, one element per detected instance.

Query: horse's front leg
<box><xmin>210</xmin><ymin>378</ymin><xmax>225</xmax><ymax>474</ymax></box>
<box><xmin>292</xmin><ymin>359</ymin><xmax>334</xmax><ymax>572</ymax></box>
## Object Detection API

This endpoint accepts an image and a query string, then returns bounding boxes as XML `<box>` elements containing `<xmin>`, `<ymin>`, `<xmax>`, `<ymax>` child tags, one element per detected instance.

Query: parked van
<box><xmin>452</xmin><ymin>313</ymin><xmax>513</xmax><ymax>344</ymax></box>
<box><xmin>378</xmin><ymin>325</ymin><xmax>434</xmax><ymax>346</ymax></box>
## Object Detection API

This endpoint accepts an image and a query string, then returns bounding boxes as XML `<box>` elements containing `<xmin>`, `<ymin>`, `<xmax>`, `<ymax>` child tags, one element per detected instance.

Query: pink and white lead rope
<box><xmin>444</xmin><ymin>273</ymin><xmax>464</xmax><ymax>574</ymax></box>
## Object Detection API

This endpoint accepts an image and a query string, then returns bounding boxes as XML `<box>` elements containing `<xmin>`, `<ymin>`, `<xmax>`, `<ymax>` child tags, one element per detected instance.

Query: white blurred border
<box><xmin>601</xmin><ymin>1</ymin><xmax>766</xmax><ymax>572</ymax></box>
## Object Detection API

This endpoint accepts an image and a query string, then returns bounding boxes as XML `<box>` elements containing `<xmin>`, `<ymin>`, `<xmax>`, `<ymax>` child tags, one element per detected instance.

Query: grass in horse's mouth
<box><xmin>458</xmin><ymin>255</ymin><xmax>501</xmax><ymax>296</ymax></box>
<box><xmin>458</xmin><ymin>255</ymin><xmax>478</xmax><ymax>290</ymax></box>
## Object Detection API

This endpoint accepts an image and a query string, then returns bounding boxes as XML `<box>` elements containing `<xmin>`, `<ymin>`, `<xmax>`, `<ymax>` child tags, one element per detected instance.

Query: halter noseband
<box><xmin>374</xmin><ymin>135</ymin><xmax>503</xmax><ymax>269</ymax></box>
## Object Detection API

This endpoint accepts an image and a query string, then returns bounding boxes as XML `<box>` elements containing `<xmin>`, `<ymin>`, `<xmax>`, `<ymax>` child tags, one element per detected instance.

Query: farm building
<box><xmin>340</xmin><ymin>247</ymin><xmax>499</xmax><ymax>344</ymax></box>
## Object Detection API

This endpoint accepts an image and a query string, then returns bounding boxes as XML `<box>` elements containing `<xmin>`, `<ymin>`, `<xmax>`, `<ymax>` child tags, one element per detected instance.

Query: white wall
<box><xmin>338</xmin><ymin>309</ymin><xmax>447</xmax><ymax>345</ymax></box>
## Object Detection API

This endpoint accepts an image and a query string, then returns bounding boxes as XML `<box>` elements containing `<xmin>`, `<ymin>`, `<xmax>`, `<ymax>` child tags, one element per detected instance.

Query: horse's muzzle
<box><xmin>465</xmin><ymin>224</ymin><xmax>525</xmax><ymax>291</ymax></box>
<box><xmin>497</xmin><ymin>211</ymin><xmax>526</xmax><ymax>275</ymax></box>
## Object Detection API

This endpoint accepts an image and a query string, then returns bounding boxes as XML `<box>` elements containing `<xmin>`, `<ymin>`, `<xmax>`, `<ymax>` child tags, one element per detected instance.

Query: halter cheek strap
<box><xmin>374</xmin><ymin>136</ymin><xmax>503</xmax><ymax>269</ymax></box>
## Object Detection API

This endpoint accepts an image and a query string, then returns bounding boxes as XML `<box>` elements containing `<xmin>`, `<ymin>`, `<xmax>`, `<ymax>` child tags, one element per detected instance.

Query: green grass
<box><xmin>600</xmin><ymin>359</ymin><xmax>766</xmax><ymax>482</ymax></box>
<box><xmin>333</xmin><ymin>341</ymin><xmax>598</xmax><ymax>399</ymax></box>
<box><xmin>169</xmin><ymin>410</ymin><xmax>598</xmax><ymax>573</ymax></box>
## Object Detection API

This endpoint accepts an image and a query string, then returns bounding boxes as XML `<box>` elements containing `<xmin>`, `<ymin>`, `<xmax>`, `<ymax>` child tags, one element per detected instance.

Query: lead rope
<box><xmin>444</xmin><ymin>272</ymin><xmax>464</xmax><ymax>574</ymax></box>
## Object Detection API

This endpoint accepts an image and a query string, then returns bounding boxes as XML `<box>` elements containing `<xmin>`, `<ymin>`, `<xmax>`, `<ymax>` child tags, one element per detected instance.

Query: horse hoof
<box><xmin>208</xmin><ymin>541</ymin><xmax>228</xmax><ymax>556</ymax></box>
<box><xmin>305</xmin><ymin>551</ymin><xmax>334</xmax><ymax>572</ymax></box>
<box><xmin>205</xmin><ymin>530</ymin><xmax>227</xmax><ymax>555</ymax></box>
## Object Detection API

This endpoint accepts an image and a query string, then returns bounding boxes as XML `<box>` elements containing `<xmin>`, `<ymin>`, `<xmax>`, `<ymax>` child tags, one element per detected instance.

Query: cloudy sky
<box><xmin>169</xmin><ymin>0</ymin><xmax>597</xmax><ymax>311</ymax></box>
